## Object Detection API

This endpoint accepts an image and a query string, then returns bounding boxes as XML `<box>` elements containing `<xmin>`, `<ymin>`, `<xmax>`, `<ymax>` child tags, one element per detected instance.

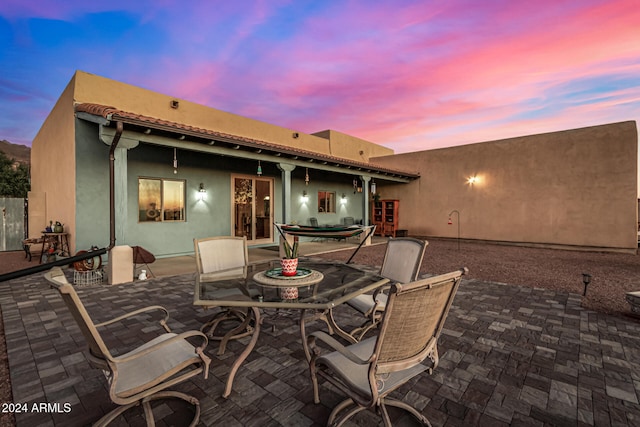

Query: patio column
<box><xmin>114</xmin><ymin>147</ymin><xmax>128</xmax><ymax>245</ymax></box>
<box><xmin>361</xmin><ymin>176</ymin><xmax>371</xmax><ymax>226</ymax></box>
<box><xmin>277</xmin><ymin>163</ymin><xmax>296</xmax><ymax>224</ymax></box>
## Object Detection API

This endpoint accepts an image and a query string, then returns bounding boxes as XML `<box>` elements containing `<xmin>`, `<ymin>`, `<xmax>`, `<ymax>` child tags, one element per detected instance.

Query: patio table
<box><xmin>193</xmin><ymin>259</ymin><xmax>389</xmax><ymax>397</ymax></box>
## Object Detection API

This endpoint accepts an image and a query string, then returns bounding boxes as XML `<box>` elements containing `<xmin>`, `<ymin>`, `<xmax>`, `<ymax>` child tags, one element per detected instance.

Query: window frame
<box><xmin>138</xmin><ymin>177</ymin><xmax>186</xmax><ymax>223</ymax></box>
<box><xmin>317</xmin><ymin>190</ymin><xmax>336</xmax><ymax>214</ymax></box>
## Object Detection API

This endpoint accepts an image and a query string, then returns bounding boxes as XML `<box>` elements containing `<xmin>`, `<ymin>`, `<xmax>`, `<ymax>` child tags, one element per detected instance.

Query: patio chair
<box><xmin>44</xmin><ymin>267</ymin><xmax>210</xmax><ymax>427</ymax></box>
<box><xmin>194</xmin><ymin>236</ymin><xmax>258</xmax><ymax>355</ymax></box>
<box><xmin>347</xmin><ymin>237</ymin><xmax>428</xmax><ymax>340</ymax></box>
<box><xmin>308</xmin><ymin>268</ymin><xmax>467</xmax><ymax>426</ymax></box>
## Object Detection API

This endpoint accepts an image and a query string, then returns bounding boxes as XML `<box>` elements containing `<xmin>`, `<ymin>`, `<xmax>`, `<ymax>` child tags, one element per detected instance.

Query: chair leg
<box><xmin>201</xmin><ymin>308</ymin><xmax>255</xmax><ymax>355</ymax></box>
<box><xmin>381</xmin><ymin>398</ymin><xmax>432</xmax><ymax>426</ymax></box>
<box><xmin>223</xmin><ymin>306</ymin><xmax>262</xmax><ymax>398</ymax></box>
<box><xmin>93</xmin><ymin>390</ymin><xmax>200</xmax><ymax>427</ymax></box>
<box><xmin>328</xmin><ymin>398</ymin><xmax>367</xmax><ymax>427</ymax></box>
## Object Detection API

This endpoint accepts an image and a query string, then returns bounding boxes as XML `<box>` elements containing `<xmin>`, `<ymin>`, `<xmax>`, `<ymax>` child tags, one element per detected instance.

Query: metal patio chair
<box><xmin>194</xmin><ymin>236</ymin><xmax>258</xmax><ymax>355</ymax></box>
<box><xmin>44</xmin><ymin>267</ymin><xmax>210</xmax><ymax>426</ymax></box>
<box><xmin>308</xmin><ymin>268</ymin><xmax>467</xmax><ymax>426</ymax></box>
<box><xmin>347</xmin><ymin>237</ymin><xmax>428</xmax><ymax>340</ymax></box>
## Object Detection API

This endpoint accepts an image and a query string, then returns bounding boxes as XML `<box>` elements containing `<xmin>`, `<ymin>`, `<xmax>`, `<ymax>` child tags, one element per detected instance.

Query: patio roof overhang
<box><xmin>75</xmin><ymin>103</ymin><xmax>420</xmax><ymax>184</ymax></box>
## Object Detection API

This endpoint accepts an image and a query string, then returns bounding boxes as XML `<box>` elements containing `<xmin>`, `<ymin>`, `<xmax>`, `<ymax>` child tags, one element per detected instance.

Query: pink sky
<box><xmin>0</xmin><ymin>0</ymin><xmax>638</xmax><ymax>153</ymax></box>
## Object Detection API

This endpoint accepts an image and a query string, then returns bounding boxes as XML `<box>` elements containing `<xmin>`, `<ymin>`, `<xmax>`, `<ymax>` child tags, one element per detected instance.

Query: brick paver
<box><xmin>1</xmin><ymin>268</ymin><xmax>639</xmax><ymax>426</ymax></box>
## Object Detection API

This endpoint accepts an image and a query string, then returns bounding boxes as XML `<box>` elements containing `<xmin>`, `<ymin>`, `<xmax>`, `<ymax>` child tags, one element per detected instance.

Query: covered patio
<box><xmin>1</xmin><ymin>245</ymin><xmax>639</xmax><ymax>426</ymax></box>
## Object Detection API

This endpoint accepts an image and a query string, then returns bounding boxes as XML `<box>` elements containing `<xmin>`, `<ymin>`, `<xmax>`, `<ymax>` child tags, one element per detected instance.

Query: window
<box><xmin>138</xmin><ymin>178</ymin><xmax>185</xmax><ymax>222</ymax></box>
<box><xmin>318</xmin><ymin>191</ymin><xmax>336</xmax><ymax>213</ymax></box>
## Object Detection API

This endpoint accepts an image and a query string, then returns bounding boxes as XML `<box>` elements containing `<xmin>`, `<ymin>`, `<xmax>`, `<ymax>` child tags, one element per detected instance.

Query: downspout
<box><xmin>107</xmin><ymin>121</ymin><xmax>124</xmax><ymax>251</ymax></box>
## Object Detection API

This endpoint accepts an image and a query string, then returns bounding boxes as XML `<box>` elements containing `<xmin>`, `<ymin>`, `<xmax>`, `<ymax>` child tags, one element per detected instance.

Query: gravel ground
<box><xmin>0</xmin><ymin>240</ymin><xmax>638</xmax><ymax>426</ymax></box>
<box><xmin>314</xmin><ymin>238</ymin><xmax>640</xmax><ymax>315</ymax></box>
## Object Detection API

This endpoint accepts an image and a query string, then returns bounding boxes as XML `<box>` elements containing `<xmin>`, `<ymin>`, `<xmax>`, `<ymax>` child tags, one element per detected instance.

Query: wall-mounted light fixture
<box><xmin>198</xmin><ymin>183</ymin><xmax>206</xmax><ymax>201</ymax></box>
<box><xmin>467</xmin><ymin>176</ymin><xmax>479</xmax><ymax>185</ymax></box>
<box><xmin>301</xmin><ymin>190</ymin><xmax>309</xmax><ymax>203</ymax></box>
<box><xmin>341</xmin><ymin>193</ymin><xmax>347</xmax><ymax>204</ymax></box>
<box><xmin>371</xmin><ymin>179</ymin><xmax>377</xmax><ymax>194</ymax></box>
<box><xmin>257</xmin><ymin>160</ymin><xmax>263</xmax><ymax>176</ymax></box>
<box><xmin>170</xmin><ymin>100</ymin><xmax>179</xmax><ymax>109</ymax></box>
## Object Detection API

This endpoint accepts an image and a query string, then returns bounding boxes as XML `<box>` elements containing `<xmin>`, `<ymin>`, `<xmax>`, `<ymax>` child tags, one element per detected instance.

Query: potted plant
<box><xmin>280</xmin><ymin>236</ymin><xmax>299</xmax><ymax>276</ymax></box>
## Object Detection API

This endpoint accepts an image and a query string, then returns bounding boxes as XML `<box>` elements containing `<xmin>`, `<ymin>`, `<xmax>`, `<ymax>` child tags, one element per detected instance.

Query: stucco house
<box><xmin>29</xmin><ymin>71</ymin><xmax>638</xmax><ymax>265</ymax></box>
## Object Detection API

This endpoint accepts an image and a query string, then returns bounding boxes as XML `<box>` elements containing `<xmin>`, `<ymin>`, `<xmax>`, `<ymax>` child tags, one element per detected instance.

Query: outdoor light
<box><xmin>371</xmin><ymin>179</ymin><xmax>377</xmax><ymax>194</ymax></box>
<box><xmin>305</xmin><ymin>168</ymin><xmax>310</xmax><ymax>185</ymax></box>
<box><xmin>467</xmin><ymin>176</ymin><xmax>478</xmax><ymax>184</ymax></box>
<box><xmin>173</xmin><ymin>148</ymin><xmax>178</xmax><ymax>174</ymax></box>
<box><xmin>302</xmin><ymin>190</ymin><xmax>309</xmax><ymax>202</ymax></box>
<box><xmin>257</xmin><ymin>160</ymin><xmax>262</xmax><ymax>176</ymax></box>
<box><xmin>198</xmin><ymin>183</ymin><xmax>206</xmax><ymax>201</ymax></box>
<box><xmin>341</xmin><ymin>193</ymin><xmax>347</xmax><ymax>204</ymax></box>
<box><xmin>582</xmin><ymin>273</ymin><xmax>592</xmax><ymax>296</ymax></box>
<box><xmin>353</xmin><ymin>178</ymin><xmax>358</xmax><ymax>193</ymax></box>
<box><xmin>448</xmin><ymin>210</ymin><xmax>460</xmax><ymax>250</ymax></box>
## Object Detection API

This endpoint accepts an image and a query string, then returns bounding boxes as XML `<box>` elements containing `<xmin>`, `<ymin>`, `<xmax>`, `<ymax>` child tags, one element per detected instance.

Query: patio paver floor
<box><xmin>1</xmin><ymin>266</ymin><xmax>640</xmax><ymax>426</ymax></box>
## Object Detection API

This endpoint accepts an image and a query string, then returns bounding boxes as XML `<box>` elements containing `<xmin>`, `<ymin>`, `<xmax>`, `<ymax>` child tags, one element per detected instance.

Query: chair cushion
<box><xmin>113</xmin><ymin>333</ymin><xmax>201</xmax><ymax>398</ymax></box>
<box><xmin>317</xmin><ymin>337</ymin><xmax>427</xmax><ymax>397</ymax></box>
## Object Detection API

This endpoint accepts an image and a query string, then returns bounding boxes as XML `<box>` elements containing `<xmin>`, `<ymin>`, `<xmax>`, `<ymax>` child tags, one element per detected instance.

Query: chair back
<box><xmin>379</xmin><ymin>238</ymin><xmax>427</xmax><ymax>284</ymax></box>
<box><xmin>44</xmin><ymin>267</ymin><xmax>112</xmax><ymax>364</ymax></box>
<box><xmin>194</xmin><ymin>236</ymin><xmax>248</xmax><ymax>281</ymax></box>
<box><xmin>309</xmin><ymin>217</ymin><xmax>319</xmax><ymax>227</ymax></box>
<box><xmin>374</xmin><ymin>268</ymin><xmax>466</xmax><ymax>374</ymax></box>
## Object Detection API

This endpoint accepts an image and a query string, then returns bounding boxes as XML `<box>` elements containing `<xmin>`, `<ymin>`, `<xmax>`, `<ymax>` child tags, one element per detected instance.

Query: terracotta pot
<box><xmin>280</xmin><ymin>287</ymin><xmax>299</xmax><ymax>299</ymax></box>
<box><xmin>280</xmin><ymin>258</ymin><xmax>298</xmax><ymax>276</ymax></box>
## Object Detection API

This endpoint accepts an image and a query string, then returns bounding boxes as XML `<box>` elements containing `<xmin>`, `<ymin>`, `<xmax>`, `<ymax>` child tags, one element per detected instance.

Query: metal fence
<box><xmin>0</xmin><ymin>197</ymin><xmax>26</xmax><ymax>251</ymax></box>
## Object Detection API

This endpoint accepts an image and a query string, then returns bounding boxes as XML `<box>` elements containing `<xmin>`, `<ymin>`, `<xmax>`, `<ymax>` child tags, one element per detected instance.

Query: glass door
<box><xmin>233</xmin><ymin>175</ymin><xmax>273</xmax><ymax>244</ymax></box>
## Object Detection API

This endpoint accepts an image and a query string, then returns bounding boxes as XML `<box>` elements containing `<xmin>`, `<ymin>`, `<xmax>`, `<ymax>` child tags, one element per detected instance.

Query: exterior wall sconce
<box><xmin>257</xmin><ymin>160</ymin><xmax>262</xmax><ymax>176</ymax></box>
<box><xmin>198</xmin><ymin>183</ymin><xmax>206</xmax><ymax>201</ymax></box>
<box><xmin>301</xmin><ymin>190</ymin><xmax>309</xmax><ymax>203</ymax></box>
<box><xmin>371</xmin><ymin>179</ymin><xmax>377</xmax><ymax>194</ymax></box>
<box><xmin>340</xmin><ymin>194</ymin><xmax>347</xmax><ymax>204</ymax></box>
<box><xmin>467</xmin><ymin>176</ymin><xmax>479</xmax><ymax>185</ymax></box>
<box><xmin>170</xmin><ymin>100</ymin><xmax>179</xmax><ymax>109</ymax></box>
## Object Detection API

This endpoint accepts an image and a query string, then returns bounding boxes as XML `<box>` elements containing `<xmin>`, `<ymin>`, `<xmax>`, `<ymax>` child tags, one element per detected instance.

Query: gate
<box><xmin>0</xmin><ymin>198</ymin><xmax>26</xmax><ymax>251</ymax></box>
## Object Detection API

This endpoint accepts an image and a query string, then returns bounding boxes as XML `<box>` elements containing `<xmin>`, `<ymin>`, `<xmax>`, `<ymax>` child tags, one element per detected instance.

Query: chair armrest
<box><xmin>110</xmin><ymin>330</ymin><xmax>210</xmax><ymax>364</ymax></box>
<box><xmin>95</xmin><ymin>305</ymin><xmax>171</xmax><ymax>332</ymax></box>
<box><xmin>371</xmin><ymin>284</ymin><xmax>391</xmax><ymax>301</ymax></box>
<box><xmin>307</xmin><ymin>331</ymin><xmax>372</xmax><ymax>365</ymax></box>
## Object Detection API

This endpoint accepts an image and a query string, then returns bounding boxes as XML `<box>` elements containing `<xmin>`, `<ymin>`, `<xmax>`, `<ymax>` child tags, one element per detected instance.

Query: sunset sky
<box><xmin>1</xmin><ymin>0</ymin><xmax>638</xmax><ymax>153</ymax></box>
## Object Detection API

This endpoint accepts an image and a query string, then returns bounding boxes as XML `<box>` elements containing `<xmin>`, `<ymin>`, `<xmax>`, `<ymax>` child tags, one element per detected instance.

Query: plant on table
<box><xmin>282</xmin><ymin>236</ymin><xmax>299</xmax><ymax>259</ymax></box>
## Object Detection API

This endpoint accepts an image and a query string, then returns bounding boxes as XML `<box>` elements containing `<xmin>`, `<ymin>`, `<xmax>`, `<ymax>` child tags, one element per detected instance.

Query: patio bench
<box><xmin>22</xmin><ymin>238</ymin><xmax>43</xmax><ymax>262</ymax></box>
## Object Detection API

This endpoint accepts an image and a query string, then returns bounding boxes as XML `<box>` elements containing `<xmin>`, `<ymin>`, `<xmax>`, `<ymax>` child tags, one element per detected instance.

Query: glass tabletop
<box><xmin>194</xmin><ymin>259</ymin><xmax>388</xmax><ymax>310</ymax></box>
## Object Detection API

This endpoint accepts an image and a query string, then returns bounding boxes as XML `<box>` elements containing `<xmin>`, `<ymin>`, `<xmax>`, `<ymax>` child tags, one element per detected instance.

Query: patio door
<box><xmin>232</xmin><ymin>175</ymin><xmax>273</xmax><ymax>245</ymax></box>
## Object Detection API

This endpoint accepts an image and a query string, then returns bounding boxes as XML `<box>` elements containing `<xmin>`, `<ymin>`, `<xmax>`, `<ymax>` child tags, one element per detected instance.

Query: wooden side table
<box><xmin>40</xmin><ymin>232</ymin><xmax>70</xmax><ymax>264</ymax></box>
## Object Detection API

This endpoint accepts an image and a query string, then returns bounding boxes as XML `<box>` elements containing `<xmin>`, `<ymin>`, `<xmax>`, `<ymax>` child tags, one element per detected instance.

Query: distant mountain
<box><xmin>0</xmin><ymin>140</ymin><xmax>30</xmax><ymax>165</ymax></box>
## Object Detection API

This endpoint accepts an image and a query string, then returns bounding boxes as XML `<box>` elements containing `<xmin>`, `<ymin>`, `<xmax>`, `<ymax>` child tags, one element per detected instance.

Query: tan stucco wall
<box><xmin>371</xmin><ymin>121</ymin><xmax>638</xmax><ymax>251</ymax></box>
<box><xmin>71</xmin><ymin>71</ymin><xmax>388</xmax><ymax>163</ymax></box>
<box><xmin>30</xmin><ymin>76</ymin><xmax>78</xmax><ymax>249</ymax></box>
<box><xmin>312</xmin><ymin>129</ymin><xmax>394</xmax><ymax>161</ymax></box>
